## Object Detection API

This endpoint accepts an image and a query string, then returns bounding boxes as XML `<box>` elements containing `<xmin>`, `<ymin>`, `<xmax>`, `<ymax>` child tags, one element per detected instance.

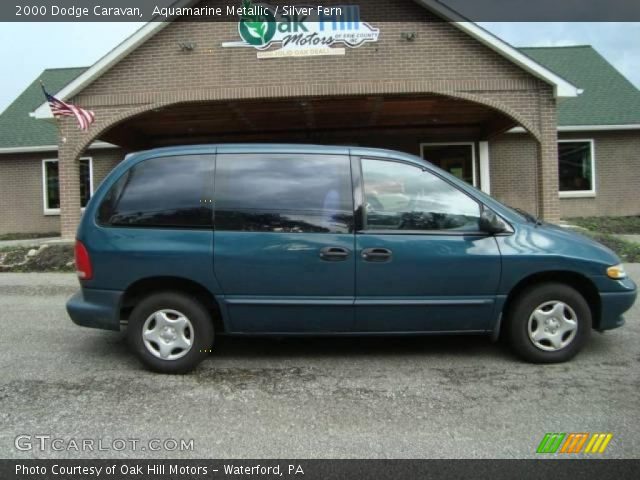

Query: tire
<box><xmin>127</xmin><ymin>291</ymin><xmax>214</xmax><ymax>373</ymax></box>
<box><xmin>506</xmin><ymin>283</ymin><xmax>591</xmax><ymax>363</ymax></box>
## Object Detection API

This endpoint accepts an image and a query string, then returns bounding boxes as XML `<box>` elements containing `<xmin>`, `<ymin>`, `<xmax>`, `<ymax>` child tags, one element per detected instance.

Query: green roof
<box><xmin>520</xmin><ymin>45</ymin><xmax>640</xmax><ymax>126</ymax></box>
<box><xmin>1</xmin><ymin>45</ymin><xmax>639</xmax><ymax>149</ymax></box>
<box><xmin>0</xmin><ymin>67</ymin><xmax>87</xmax><ymax>149</ymax></box>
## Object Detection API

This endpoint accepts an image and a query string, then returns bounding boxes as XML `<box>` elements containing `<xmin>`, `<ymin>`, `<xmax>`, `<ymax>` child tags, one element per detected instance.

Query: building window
<box><xmin>558</xmin><ymin>140</ymin><xmax>596</xmax><ymax>197</ymax></box>
<box><xmin>42</xmin><ymin>158</ymin><xmax>93</xmax><ymax>214</ymax></box>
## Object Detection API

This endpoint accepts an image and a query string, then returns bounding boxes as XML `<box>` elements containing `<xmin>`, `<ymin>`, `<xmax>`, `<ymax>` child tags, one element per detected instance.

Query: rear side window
<box><xmin>98</xmin><ymin>155</ymin><xmax>213</xmax><ymax>228</ymax></box>
<box><xmin>215</xmin><ymin>153</ymin><xmax>353</xmax><ymax>233</ymax></box>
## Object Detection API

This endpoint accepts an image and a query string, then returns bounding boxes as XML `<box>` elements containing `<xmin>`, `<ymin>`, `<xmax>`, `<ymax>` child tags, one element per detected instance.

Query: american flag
<box><xmin>41</xmin><ymin>85</ymin><xmax>95</xmax><ymax>131</ymax></box>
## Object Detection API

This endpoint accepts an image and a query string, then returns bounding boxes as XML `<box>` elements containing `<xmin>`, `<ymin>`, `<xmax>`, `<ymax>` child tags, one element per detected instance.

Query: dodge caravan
<box><xmin>67</xmin><ymin>145</ymin><xmax>637</xmax><ymax>373</ymax></box>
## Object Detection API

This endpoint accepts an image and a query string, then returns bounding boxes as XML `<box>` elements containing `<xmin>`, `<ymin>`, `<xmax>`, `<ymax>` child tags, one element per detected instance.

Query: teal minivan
<box><xmin>67</xmin><ymin>144</ymin><xmax>636</xmax><ymax>373</ymax></box>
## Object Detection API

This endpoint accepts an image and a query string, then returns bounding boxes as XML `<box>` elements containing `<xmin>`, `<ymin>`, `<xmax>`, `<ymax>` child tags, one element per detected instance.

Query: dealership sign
<box><xmin>222</xmin><ymin>0</ymin><xmax>380</xmax><ymax>58</ymax></box>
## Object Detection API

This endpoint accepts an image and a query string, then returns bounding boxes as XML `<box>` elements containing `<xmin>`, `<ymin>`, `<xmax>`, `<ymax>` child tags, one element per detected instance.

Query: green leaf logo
<box><xmin>245</xmin><ymin>21</ymin><xmax>268</xmax><ymax>42</ymax></box>
<box><xmin>238</xmin><ymin>0</ymin><xmax>276</xmax><ymax>47</ymax></box>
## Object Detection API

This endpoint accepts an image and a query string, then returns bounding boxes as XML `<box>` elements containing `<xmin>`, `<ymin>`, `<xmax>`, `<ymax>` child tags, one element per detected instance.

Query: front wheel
<box><xmin>506</xmin><ymin>283</ymin><xmax>591</xmax><ymax>363</ymax></box>
<box><xmin>127</xmin><ymin>292</ymin><xmax>214</xmax><ymax>373</ymax></box>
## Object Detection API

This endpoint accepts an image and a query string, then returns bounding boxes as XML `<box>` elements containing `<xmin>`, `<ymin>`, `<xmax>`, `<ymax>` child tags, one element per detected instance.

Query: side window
<box><xmin>43</xmin><ymin>157</ymin><xmax>92</xmax><ymax>213</ymax></box>
<box><xmin>215</xmin><ymin>153</ymin><xmax>353</xmax><ymax>233</ymax></box>
<box><xmin>97</xmin><ymin>155</ymin><xmax>213</xmax><ymax>228</ymax></box>
<box><xmin>361</xmin><ymin>158</ymin><xmax>481</xmax><ymax>232</ymax></box>
<box><xmin>558</xmin><ymin>140</ymin><xmax>595</xmax><ymax>194</ymax></box>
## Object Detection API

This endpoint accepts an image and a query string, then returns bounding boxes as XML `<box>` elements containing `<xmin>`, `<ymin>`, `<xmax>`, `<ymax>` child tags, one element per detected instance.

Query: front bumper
<box><xmin>66</xmin><ymin>288</ymin><xmax>123</xmax><ymax>331</ymax></box>
<box><xmin>597</xmin><ymin>278</ymin><xmax>637</xmax><ymax>331</ymax></box>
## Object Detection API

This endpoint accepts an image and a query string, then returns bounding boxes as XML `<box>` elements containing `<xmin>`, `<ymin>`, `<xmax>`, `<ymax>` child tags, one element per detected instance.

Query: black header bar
<box><xmin>3</xmin><ymin>0</ymin><xmax>640</xmax><ymax>22</ymax></box>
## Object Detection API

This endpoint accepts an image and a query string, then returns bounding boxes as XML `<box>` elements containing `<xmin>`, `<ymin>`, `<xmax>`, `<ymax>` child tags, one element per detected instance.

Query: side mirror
<box><xmin>479</xmin><ymin>207</ymin><xmax>508</xmax><ymax>234</ymax></box>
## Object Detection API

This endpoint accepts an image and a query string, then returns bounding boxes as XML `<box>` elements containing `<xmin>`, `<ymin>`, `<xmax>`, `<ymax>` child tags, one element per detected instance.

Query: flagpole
<box><xmin>40</xmin><ymin>80</ymin><xmax>66</xmax><ymax>145</ymax></box>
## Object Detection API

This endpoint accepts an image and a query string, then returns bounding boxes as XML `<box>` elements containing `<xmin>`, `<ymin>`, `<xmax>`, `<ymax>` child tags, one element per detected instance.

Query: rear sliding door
<box><xmin>213</xmin><ymin>152</ymin><xmax>355</xmax><ymax>333</ymax></box>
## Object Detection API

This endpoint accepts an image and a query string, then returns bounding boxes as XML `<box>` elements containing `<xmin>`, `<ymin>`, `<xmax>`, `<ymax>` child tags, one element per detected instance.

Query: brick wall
<box><xmin>0</xmin><ymin>148</ymin><xmax>124</xmax><ymax>235</ymax></box>
<box><xmin>0</xmin><ymin>153</ymin><xmax>59</xmax><ymax>235</ymax></box>
<box><xmin>489</xmin><ymin>133</ymin><xmax>539</xmax><ymax>214</ymax></box>
<box><xmin>490</xmin><ymin>130</ymin><xmax>640</xmax><ymax>218</ymax></box>
<box><xmin>559</xmin><ymin>130</ymin><xmax>640</xmax><ymax>218</ymax></box>
<box><xmin>91</xmin><ymin>148</ymin><xmax>126</xmax><ymax>189</ymax></box>
<box><xmin>80</xmin><ymin>2</ymin><xmax>538</xmax><ymax>102</ymax></box>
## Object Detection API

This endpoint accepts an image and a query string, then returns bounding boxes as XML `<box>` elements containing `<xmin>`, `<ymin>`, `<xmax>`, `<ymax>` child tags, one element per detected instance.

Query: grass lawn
<box><xmin>565</xmin><ymin>216</ymin><xmax>640</xmax><ymax>262</ymax></box>
<box><xmin>580</xmin><ymin>232</ymin><xmax>640</xmax><ymax>263</ymax></box>
<box><xmin>569</xmin><ymin>216</ymin><xmax>640</xmax><ymax>235</ymax></box>
<box><xmin>0</xmin><ymin>244</ymin><xmax>73</xmax><ymax>272</ymax></box>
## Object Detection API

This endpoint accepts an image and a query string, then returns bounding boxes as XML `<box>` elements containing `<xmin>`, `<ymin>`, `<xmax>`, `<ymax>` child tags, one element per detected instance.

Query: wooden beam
<box><xmin>227</xmin><ymin>102</ymin><xmax>258</xmax><ymax>131</ymax></box>
<box><xmin>368</xmin><ymin>97</ymin><xmax>385</xmax><ymax>127</ymax></box>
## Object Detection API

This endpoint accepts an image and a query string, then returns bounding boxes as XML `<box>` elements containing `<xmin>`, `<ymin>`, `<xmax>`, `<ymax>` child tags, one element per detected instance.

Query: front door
<box><xmin>354</xmin><ymin>157</ymin><xmax>501</xmax><ymax>332</ymax></box>
<box><xmin>213</xmin><ymin>152</ymin><xmax>355</xmax><ymax>333</ymax></box>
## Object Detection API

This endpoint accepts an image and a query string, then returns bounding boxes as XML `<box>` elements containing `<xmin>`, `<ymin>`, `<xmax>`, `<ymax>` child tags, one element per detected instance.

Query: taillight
<box><xmin>74</xmin><ymin>240</ymin><xmax>93</xmax><ymax>280</ymax></box>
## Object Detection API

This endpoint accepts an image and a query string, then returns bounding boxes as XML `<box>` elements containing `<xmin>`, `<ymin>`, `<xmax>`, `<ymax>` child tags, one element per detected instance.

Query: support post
<box><xmin>536</xmin><ymin>93</ymin><xmax>561</xmax><ymax>222</ymax></box>
<box><xmin>58</xmin><ymin>128</ymin><xmax>81</xmax><ymax>240</ymax></box>
<box><xmin>479</xmin><ymin>141</ymin><xmax>491</xmax><ymax>194</ymax></box>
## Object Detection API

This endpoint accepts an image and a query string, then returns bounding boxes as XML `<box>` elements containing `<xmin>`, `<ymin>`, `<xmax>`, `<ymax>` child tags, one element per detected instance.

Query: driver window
<box><xmin>361</xmin><ymin>158</ymin><xmax>481</xmax><ymax>232</ymax></box>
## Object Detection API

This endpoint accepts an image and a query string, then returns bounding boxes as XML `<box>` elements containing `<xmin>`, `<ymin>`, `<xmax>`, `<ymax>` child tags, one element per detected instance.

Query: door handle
<box><xmin>361</xmin><ymin>247</ymin><xmax>392</xmax><ymax>262</ymax></box>
<box><xmin>319</xmin><ymin>246</ymin><xmax>350</xmax><ymax>261</ymax></box>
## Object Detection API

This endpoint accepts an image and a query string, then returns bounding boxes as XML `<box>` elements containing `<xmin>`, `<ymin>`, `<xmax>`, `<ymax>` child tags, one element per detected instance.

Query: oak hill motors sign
<box><xmin>222</xmin><ymin>0</ymin><xmax>380</xmax><ymax>58</ymax></box>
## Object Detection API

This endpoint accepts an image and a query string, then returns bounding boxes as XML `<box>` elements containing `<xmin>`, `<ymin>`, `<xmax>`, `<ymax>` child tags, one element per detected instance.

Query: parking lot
<box><xmin>0</xmin><ymin>267</ymin><xmax>638</xmax><ymax>459</ymax></box>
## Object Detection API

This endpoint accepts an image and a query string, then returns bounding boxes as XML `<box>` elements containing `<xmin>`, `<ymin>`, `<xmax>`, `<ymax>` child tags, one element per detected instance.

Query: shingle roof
<box><xmin>520</xmin><ymin>45</ymin><xmax>640</xmax><ymax>126</ymax></box>
<box><xmin>0</xmin><ymin>67</ymin><xmax>87</xmax><ymax>149</ymax></box>
<box><xmin>1</xmin><ymin>45</ymin><xmax>639</xmax><ymax>149</ymax></box>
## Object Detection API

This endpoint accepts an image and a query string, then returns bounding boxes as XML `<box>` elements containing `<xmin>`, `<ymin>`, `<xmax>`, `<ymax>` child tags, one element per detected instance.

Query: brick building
<box><xmin>1</xmin><ymin>0</ymin><xmax>639</xmax><ymax>238</ymax></box>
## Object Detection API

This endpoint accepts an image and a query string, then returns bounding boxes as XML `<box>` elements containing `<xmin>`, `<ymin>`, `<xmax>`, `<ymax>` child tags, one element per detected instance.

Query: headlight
<box><xmin>607</xmin><ymin>264</ymin><xmax>627</xmax><ymax>280</ymax></box>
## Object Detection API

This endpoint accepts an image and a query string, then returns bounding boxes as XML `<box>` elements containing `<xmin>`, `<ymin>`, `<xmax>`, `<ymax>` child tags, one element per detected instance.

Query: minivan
<box><xmin>67</xmin><ymin>144</ymin><xmax>637</xmax><ymax>373</ymax></box>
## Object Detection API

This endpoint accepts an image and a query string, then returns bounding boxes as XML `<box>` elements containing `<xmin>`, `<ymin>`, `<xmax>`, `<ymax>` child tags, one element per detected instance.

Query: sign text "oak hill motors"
<box><xmin>222</xmin><ymin>1</ymin><xmax>380</xmax><ymax>59</ymax></box>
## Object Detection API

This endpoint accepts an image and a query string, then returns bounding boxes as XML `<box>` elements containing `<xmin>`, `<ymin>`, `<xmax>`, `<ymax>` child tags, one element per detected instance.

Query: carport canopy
<box><xmin>97</xmin><ymin>94</ymin><xmax>521</xmax><ymax>150</ymax></box>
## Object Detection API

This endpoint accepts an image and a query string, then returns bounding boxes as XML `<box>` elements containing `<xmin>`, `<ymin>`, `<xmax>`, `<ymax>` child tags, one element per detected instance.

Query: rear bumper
<box><xmin>598</xmin><ymin>281</ymin><xmax>637</xmax><ymax>331</ymax></box>
<box><xmin>66</xmin><ymin>288</ymin><xmax>123</xmax><ymax>331</ymax></box>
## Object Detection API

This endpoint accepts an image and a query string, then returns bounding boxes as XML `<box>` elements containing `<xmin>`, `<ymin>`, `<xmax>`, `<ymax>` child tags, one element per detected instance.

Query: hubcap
<box><xmin>527</xmin><ymin>301</ymin><xmax>578</xmax><ymax>352</ymax></box>
<box><xmin>142</xmin><ymin>309</ymin><xmax>193</xmax><ymax>360</ymax></box>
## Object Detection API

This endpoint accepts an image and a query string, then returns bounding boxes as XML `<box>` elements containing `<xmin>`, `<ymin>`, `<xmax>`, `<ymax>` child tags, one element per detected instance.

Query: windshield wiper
<box><xmin>511</xmin><ymin>207</ymin><xmax>542</xmax><ymax>225</ymax></box>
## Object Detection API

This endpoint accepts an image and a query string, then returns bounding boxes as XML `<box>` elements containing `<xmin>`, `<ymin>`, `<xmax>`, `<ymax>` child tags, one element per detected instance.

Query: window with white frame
<box><xmin>558</xmin><ymin>140</ymin><xmax>595</xmax><ymax>196</ymax></box>
<box><xmin>42</xmin><ymin>158</ymin><xmax>93</xmax><ymax>214</ymax></box>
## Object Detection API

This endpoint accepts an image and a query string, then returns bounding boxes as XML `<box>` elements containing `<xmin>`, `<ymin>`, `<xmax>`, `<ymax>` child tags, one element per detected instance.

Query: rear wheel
<box><xmin>506</xmin><ymin>283</ymin><xmax>591</xmax><ymax>363</ymax></box>
<box><xmin>127</xmin><ymin>292</ymin><xmax>214</xmax><ymax>373</ymax></box>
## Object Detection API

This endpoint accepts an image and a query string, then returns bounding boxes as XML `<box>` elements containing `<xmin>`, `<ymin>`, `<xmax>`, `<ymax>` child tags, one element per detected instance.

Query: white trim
<box><xmin>30</xmin><ymin>0</ymin><xmax>579</xmax><ymax>120</ymax></box>
<box><xmin>420</xmin><ymin>142</ymin><xmax>477</xmax><ymax>187</ymax></box>
<box><xmin>478</xmin><ymin>141</ymin><xmax>491</xmax><ymax>194</ymax></box>
<box><xmin>31</xmin><ymin>0</ymin><xmax>196</xmax><ymax>120</ymax></box>
<box><xmin>42</xmin><ymin>156</ymin><xmax>93</xmax><ymax>215</ymax></box>
<box><xmin>0</xmin><ymin>141</ymin><xmax>116</xmax><ymax>155</ymax></box>
<box><xmin>87</xmin><ymin>156</ymin><xmax>94</xmax><ymax>202</ymax></box>
<box><xmin>558</xmin><ymin>124</ymin><xmax>640</xmax><ymax>132</ymax></box>
<box><xmin>42</xmin><ymin>158</ymin><xmax>57</xmax><ymax>215</ymax></box>
<box><xmin>412</xmin><ymin>1</ymin><xmax>581</xmax><ymax>98</ymax></box>
<box><xmin>508</xmin><ymin>124</ymin><xmax>640</xmax><ymax>134</ymax></box>
<box><xmin>558</xmin><ymin>139</ymin><xmax>596</xmax><ymax>199</ymax></box>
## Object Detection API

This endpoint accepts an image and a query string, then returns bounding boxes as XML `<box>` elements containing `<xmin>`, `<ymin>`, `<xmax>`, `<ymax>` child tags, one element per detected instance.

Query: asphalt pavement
<box><xmin>0</xmin><ymin>267</ymin><xmax>638</xmax><ymax>459</ymax></box>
